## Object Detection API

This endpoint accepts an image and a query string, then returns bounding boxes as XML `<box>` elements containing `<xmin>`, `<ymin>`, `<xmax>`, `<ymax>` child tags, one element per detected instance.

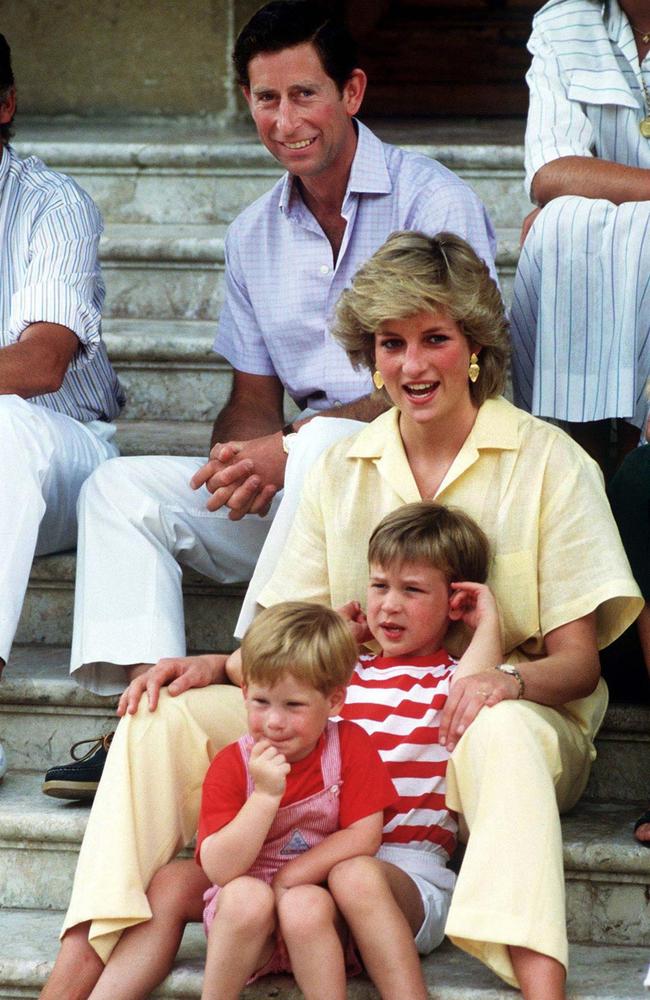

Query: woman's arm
<box><xmin>439</xmin><ymin>612</ymin><xmax>600</xmax><ymax>753</ymax></box>
<box><xmin>271</xmin><ymin>811</ymin><xmax>384</xmax><ymax>894</ymax></box>
<box><xmin>449</xmin><ymin>582</ymin><xmax>502</xmax><ymax>683</ymax></box>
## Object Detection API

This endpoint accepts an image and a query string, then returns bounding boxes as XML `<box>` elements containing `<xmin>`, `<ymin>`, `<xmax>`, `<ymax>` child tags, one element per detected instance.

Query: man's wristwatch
<box><xmin>494</xmin><ymin>663</ymin><xmax>525</xmax><ymax>699</ymax></box>
<box><xmin>281</xmin><ymin>422</ymin><xmax>298</xmax><ymax>455</ymax></box>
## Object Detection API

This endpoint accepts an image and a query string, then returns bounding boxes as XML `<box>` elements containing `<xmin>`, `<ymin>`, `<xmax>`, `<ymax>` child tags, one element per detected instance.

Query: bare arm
<box><xmin>0</xmin><ymin>323</ymin><xmax>79</xmax><ymax>396</ymax></box>
<box><xmin>272</xmin><ymin>812</ymin><xmax>383</xmax><ymax>892</ymax></box>
<box><xmin>195</xmin><ymin>372</ymin><xmax>387</xmax><ymax>519</ymax></box>
<box><xmin>200</xmin><ymin>740</ymin><xmax>289</xmax><ymax>885</ymax></box>
<box><xmin>440</xmin><ymin>612</ymin><xmax>600</xmax><ymax>752</ymax></box>
<box><xmin>210</xmin><ymin>370</ymin><xmax>286</xmax><ymax>447</ymax></box>
<box><xmin>532</xmin><ymin>157</ymin><xmax>650</xmax><ymax>207</ymax></box>
<box><xmin>449</xmin><ymin>582</ymin><xmax>503</xmax><ymax>683</ymax></box>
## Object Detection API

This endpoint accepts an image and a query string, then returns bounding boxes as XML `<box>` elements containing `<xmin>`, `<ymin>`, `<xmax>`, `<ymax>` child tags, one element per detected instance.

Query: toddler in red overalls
<box><xmin>197</xmin><ymin>602</ymin><xmax>396</xmax><ymax>999</ymax></box>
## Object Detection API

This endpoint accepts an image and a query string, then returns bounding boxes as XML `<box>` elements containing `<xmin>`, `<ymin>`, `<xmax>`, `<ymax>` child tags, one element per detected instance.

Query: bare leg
<box><xmin>39</xmin><ymin>923</ymin><xmax>104</xmax><ymax>1000</ymax></box>
<box><xmin>510</xmin><ymin>946</ymin><xmax>566</xmax><ymax>1000</ymax></box>
<box><xmin>329</xmin><ymin>856</ymin><xmax>428</xmax><ymax>1000</ymax></box>
<box><xmin>86</xmin><ymin>859</ymin><xmax>207</xmax><ymax>1000</ymax></box>
<box><xmin>637</xmin><ymin>604</ymin><xmax>650</xmax><ymax>678</ymax></box>
<box><xmin>201</xmin><ymin>876</ymin><xmax>276</xmax><ymax>1000</ymax></box>
<box><xmin>278</xmin><ymin>885</ymin><xmax>347</xmax><ymax>1000</ymax></box>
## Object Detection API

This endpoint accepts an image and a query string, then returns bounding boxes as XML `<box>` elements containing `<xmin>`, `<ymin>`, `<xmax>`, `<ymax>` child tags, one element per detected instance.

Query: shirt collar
<box><xmin>346</xmin><ymin>397</ymin><xmax>519</xmax><ymax>460</ymax></box>
<box><xmin>278</xmin><ymin>119</ymin><xmax>391</xmax><ymax>215</ymax></box>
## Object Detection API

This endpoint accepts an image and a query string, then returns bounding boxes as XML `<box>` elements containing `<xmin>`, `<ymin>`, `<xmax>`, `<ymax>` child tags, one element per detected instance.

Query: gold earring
<box><xmin>373</xmin><ymin>370</ymin><xmax>384</xmax><ymax>390</ymax></box>
<box><xmin>468</xmin><ymin>353</ymin><xmax>480</xmax><ymax>383</ymax></box>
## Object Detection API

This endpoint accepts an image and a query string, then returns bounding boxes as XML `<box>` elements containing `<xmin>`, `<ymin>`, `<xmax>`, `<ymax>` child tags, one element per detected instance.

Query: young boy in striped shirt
<box><xmin>329</xmin><ymin>500</ymin><xmax>502</xmax><ymax>998</ymax></box>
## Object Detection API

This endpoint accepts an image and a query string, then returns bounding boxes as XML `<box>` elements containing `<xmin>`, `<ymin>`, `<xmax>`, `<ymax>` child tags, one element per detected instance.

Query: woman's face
<box><xmin>374</xmin><ymin>309</ymin><xmax>477</xmax><ymax>427</ymax></box>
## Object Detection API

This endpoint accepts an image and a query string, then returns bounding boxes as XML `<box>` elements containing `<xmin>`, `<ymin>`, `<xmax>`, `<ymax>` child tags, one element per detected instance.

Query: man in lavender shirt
<box><xmin>42</xmin><ymin>1</ymin><xmax>495</xmax><ymax>801</ymax></box>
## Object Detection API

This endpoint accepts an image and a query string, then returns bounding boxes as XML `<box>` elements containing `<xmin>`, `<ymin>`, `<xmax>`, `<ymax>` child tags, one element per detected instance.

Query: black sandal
<box><xmin>633</xmin><ymin>809</ymin><xmax>650</xmax><ymax>846</ymax></box>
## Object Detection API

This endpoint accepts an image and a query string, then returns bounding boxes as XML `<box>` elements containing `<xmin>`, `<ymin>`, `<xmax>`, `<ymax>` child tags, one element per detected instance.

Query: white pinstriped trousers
<box><xmin>511</xmin><ymin>195</ymin><xmax>650</xmax><ymax>428</ymax></box>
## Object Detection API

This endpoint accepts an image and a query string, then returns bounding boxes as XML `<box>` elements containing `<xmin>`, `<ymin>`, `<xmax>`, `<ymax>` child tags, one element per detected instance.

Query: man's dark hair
<box><xmin>233</xmin><ymin>1</ymin><xmax>358</xmax><ymax>92</ymax></box>
<box><xmin>0</xmin><ymin>34</ymin><xmax>15</xmax><ymax>145</ymax></box>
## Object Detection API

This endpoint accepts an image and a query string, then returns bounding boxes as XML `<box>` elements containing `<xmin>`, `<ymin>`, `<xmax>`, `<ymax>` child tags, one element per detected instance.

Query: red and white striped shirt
<box><xmin>340</xmin><ymin>650</ymin><xmax>457</xmax><ymax>867</ymax></box>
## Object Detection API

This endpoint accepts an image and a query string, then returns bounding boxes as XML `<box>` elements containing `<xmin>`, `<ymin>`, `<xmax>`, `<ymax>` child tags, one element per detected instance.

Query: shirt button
<box><xmin>320</xmin><ymin>264</ymin><xmax>330</xmax><ymax>275</ymax></box>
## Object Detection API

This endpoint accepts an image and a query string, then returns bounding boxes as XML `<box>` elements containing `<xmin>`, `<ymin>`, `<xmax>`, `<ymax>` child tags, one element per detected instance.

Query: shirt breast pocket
<box><xmin>489</xmin><ymin>550</ymin><xmax>539</xmax><ymax>654</ymax></box>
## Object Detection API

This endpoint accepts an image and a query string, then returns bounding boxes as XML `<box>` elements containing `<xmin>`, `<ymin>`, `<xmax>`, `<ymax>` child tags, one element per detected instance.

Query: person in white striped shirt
<box><xmin>0</xmin><ymin>35</ymin><xmax>123</xmax><ymax>780</ymax></box>
<box><xmin>511</xmin><ymin>0</ymin><xmax>650</xmax><ymax>472</ymax></box>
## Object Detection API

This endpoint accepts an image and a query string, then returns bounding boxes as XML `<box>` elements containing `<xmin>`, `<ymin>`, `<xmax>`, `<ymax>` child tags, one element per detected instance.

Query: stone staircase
<box><xmin>1</xmin><ymin>118</ymin><xmax>648</xmax><ymax>998</ymax></box>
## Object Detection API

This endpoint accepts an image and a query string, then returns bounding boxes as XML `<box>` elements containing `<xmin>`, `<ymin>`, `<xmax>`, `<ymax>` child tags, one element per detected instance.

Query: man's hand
<box><xmin>116</xmin><ymin>653</ymin><xmax>229</xmax><ymax>716</ymax></box>
<box><xmin>250</xmin><ymin>740</ymin><xmax>290</xmax><ymax>798</ymax></box>
<box><xmin>190</xmin><ymin>432</ymin><xmax>287</xmax><ymax>520</ymax></box>
<box><xmin>439</xmin><ymin>668</ymin><xmax>520</xmax><ymax>753</ymax></box>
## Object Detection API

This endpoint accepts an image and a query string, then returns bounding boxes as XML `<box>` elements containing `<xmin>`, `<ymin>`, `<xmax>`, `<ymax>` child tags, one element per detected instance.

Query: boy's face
<box><xmin>367</xmin><ymin>560</ymin><xmax>451</xmax><ymax>659</ymax></box>
<box><xmin>243</xmin><ymin>674</ymin><xmax>345</xmax><ymax>763</ymax></box>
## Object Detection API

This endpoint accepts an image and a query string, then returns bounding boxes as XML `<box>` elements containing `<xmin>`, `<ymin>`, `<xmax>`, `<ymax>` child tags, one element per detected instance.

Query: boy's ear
<box><xmin>447</xmin><ymin>594</ymin><xmax>464</xmax><ymax>622</ymax></box>
<box><xmin>327</xmin><ymin>686</ymin><xmax>347</xmax><ymax>716</ymax></box>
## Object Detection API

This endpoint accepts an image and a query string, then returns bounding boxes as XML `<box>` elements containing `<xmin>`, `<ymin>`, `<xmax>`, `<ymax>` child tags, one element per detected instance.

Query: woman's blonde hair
<box><xmin>241</xmin><ymin>601</ymin><xmax>357</xmax><ymax>694</ymax></box>
<box><xmin>333</xmin><ymin>230</ymin><xmax>510</xmax><ymax>405</ymax></box>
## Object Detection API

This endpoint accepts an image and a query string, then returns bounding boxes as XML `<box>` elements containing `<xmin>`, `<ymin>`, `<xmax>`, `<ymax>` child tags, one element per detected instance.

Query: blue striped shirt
<box><xmin>525</xmin><ymin>0</ymin><xmax>650</xmax><ymax>196</ymax></box>
<box><xmin>0</xmin><ymin>145</ymin><xmax>124</xmax><ymax>421</ymax></box>
<box><xmin>215</xmin><ymin>120</ymin><xmax>496</xmax><ymax>411</ymax></box>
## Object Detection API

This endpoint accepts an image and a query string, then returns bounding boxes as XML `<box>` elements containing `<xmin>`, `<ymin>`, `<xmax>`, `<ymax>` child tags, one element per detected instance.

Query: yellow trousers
<box><xmin>63</xmin><ymin>689</ymin><xmax>597</xmax><ymax>986</ymax></box>
<box><xmin>445</xmin><ymin>699</ymin><xmax>594</xmax><ymax>987</ymax></box>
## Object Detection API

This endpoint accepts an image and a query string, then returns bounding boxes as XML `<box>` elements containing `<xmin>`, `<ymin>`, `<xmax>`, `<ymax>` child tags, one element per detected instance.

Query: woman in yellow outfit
<box><xmin>44</xmin><ymin>233</ymin><xmax>641</xmax><ymax>1000</ymax></box>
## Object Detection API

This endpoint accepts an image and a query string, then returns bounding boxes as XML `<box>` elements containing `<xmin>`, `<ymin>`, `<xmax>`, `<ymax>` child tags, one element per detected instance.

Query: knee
<box><xmin>147</xmin><ymin>861</ymin><xmax>205</xmax><ymax>920</ymax></box>
<box><xmin>215</xmin><ymin>878</ymin><xmax>275</xmax><ymax>937</ymax></box>
<box><xmin>329</xmin><ymin>855</ymin><xmax>385</xmax><ymax>912</ymax></box>
<box><xmin>278</xmin><ymin>885</ymin><xmax>336</xmax><ymax>941</ymax></box>
<box><xmin>78</xmin><ymin>456</ymin><xmax>139</xmax><ymax>512</ymax></box>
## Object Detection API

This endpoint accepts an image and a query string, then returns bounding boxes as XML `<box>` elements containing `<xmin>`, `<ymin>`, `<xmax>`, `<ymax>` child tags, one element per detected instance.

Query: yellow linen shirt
<box><xmin>259</xmin><ymin>398</ymin><xmax>642</xmax><ymax>740</ymax></box>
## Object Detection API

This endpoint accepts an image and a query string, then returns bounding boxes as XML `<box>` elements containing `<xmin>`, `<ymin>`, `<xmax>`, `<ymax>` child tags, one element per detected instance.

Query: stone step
<box><xmin>14</xmin><ymin>118</ymin><xmax>530</xmax><ymax>229</ymax></box>
<box><xmin>98</xmin><ymin>224</ymin><xmax>519</xmax><ymax>321</ymax></box>
<box><xmin>0</xmin><ymin>907</ymin><xmax>646</xmax><ymax>1000</ymax></box>
<box><xmin>103</xmin><ymin>319</ymin><xmax>228</xmax><ymax>423</ymax></box>
<box><xmin>13</xmin><ymin>554</ymin><xmax>243</xmax><ymax>662</ymax></box>
<box><xmin>3</xmin><ymin>644</ymin><xmax>650</xmax><ymax>808</ymax></box>
<box><xmin>0</xmin><ymin>773</ymin><xmax>648</xmax><ymax>948</ymax></box>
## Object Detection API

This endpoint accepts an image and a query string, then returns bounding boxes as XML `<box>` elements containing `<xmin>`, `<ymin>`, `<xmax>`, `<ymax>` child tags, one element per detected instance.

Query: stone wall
<box><xmin>2</xmin><ymin>0</ymin><xmax>261</xmax><ymax>121</ymax></box>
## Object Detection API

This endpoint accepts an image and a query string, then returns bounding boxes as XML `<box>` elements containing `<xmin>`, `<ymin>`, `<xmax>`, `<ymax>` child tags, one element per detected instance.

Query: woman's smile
<box><xmin>374</xmin><ymin>309</ymin><xmax>477</xmax><ymax>429</ymax></box>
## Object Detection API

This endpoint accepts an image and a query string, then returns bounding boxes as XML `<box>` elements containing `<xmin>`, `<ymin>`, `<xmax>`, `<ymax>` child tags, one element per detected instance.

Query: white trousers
<box><xmin>511</xmin><ymin>195</ymin><xmax>650</xmax><ymax>428</ymax></box>
<box><xmin>70</xmin><ymin>417</ymin><xmax>363</xmax><ymax>694</ymax></box>
<box><xmin>0</xmin><ymin>395</ymin><xmax>118</xmax><ymax>665</ymax></box>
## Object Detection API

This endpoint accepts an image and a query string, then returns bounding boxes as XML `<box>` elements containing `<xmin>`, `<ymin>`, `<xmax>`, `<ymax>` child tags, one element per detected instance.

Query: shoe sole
<box><xmin>42</xmin><ymin>780</ymin><xmax>98</xmax><ymax>801</ymax></box>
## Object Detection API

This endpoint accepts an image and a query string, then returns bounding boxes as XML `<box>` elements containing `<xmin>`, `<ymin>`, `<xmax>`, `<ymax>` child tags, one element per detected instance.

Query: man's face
<box><xmin>243</xmin><ymin>42</ymin><xmax>365</xmax><ymax>184</ymax></box>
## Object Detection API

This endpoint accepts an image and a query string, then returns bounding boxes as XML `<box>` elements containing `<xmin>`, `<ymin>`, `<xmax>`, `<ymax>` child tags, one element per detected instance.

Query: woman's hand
<box><xmin>116</xmin><ymin>653</ymin><xmax>228</xmax><ymax>716</ymax></box>
<box><xmin>439</xmin><ymin>668</ymin><xmax>520</xmax><ymax>752</ymax></box>
<box><xmin>337</xmin><ymin>600</ymin><xmax>372</xmax><ymax>645</ymax></box>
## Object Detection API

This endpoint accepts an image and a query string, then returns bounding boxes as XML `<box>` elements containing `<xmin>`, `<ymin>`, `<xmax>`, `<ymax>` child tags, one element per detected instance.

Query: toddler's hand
<box><xmin>449</xmin><ymin>581</ymin><xmax>498</xmax><ymax>633</ymax></box>
<box><xmin>250</xmin><ymin>739</ymin><xmax>290</xmax><ymax>798</ymax></box>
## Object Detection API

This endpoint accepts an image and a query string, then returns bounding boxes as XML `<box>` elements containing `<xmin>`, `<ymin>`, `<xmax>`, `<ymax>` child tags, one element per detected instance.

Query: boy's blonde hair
<box><xmin>333</xmin><ymin>230</ymin><xmax>510</xmax><ymax>407</ymax></box>
<box><xmin>368</xmin><ymin>502</ymin><xmax>490</xmax><ymax>584</ymax></box>
<box><xmin>241</xmin><ymin>601</ymin><xmax>358</xmax><ymax>694</ymax></box>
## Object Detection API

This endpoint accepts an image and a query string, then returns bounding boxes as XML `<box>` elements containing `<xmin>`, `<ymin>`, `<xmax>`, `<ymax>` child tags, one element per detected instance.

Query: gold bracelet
<box><xmin>494</xmin><ymin>663</ymin><xmax>525</xmax><ymax>699</ymax></box>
